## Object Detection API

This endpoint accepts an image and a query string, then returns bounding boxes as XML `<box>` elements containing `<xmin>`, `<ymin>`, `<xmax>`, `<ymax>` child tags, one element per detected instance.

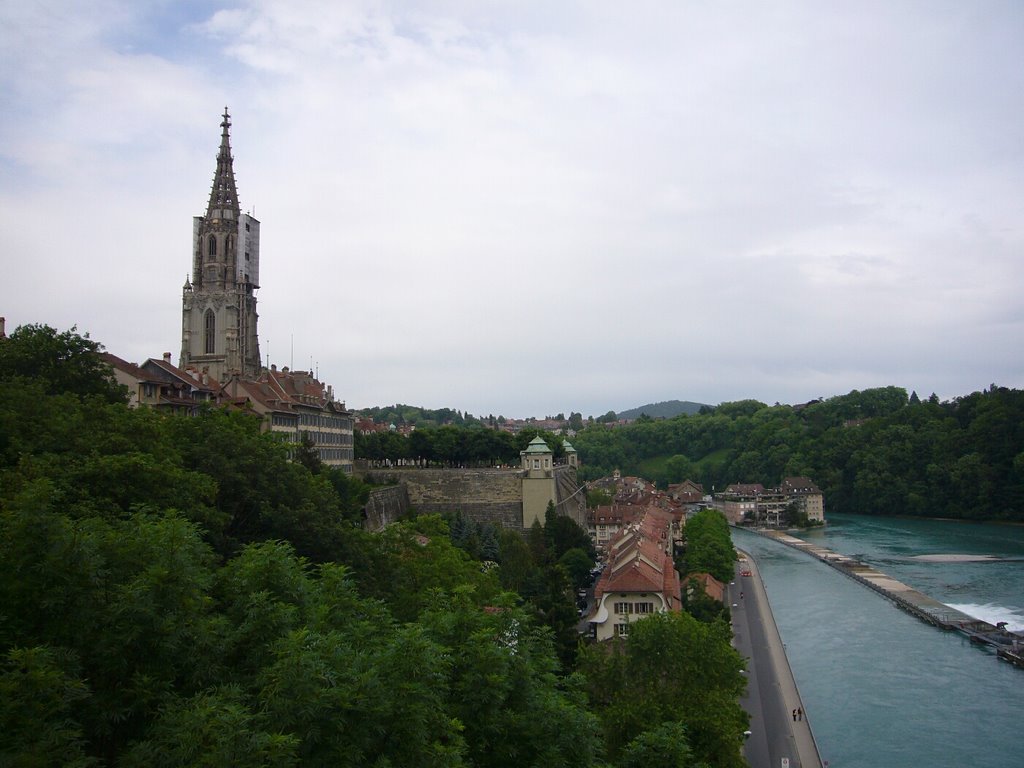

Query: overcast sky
<box><xmin>2</xmin><ymin>1</ymin><xmax>1023</xmax><ymax>418</ymax></box>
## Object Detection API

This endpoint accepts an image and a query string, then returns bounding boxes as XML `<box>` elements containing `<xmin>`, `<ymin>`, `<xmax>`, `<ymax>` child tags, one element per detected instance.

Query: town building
<box><xmin>587</xmin><ymin>503</ymin><xmax>643</xmax><ymax>547</ymax></box>
<box><xmin>219</xmin><ymin>365</ymin><xmax>354</xmax><ymax>471</ymax></box>
<box><xmin>780</xmin><ymin>476</ymin><xmax>826</xmax><ymax>523</ymax></box>
<box><xmin>588</xmin><ymin>506</ymin><xmax>682</xmax><ymax>641</ymax></box>
<box><xmin>667</xmin><ymin>479</ymin><xmax>708</xmax><ymax>514</ymax></box>
<box><xmin>713</xmin><ymin>479</ymin><xmax>826</xmax><ymax>526</ymax></box>
<box><xmin>102</xmin><ymin>352</ymin><xmax>219</xmax><ymax>415</ymax></box>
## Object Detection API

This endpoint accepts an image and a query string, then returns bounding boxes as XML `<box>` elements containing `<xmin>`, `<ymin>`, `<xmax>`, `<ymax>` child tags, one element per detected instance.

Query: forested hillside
<box><xmin>573</xmin><ymin>386</ymin><xmax>1024</xmax><ymax>521</ymax></box>
<box><xmin>0</xmin><ymin>323</ymin><xmax>747</xmax><ymax>767</ymax></box>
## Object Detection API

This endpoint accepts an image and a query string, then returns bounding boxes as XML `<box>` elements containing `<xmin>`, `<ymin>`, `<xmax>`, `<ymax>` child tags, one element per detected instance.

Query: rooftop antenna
<box><xmin>290</xmin><ymin>334</ymin><xmax>293</xmax><ymax>370</ymax></box>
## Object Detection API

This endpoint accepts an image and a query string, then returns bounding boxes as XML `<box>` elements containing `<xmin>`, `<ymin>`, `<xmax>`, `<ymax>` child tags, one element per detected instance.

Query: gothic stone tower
<box><xmin>180</xmin><ymin>109</ymin><xmax>262</xmax><ymax>382</ymax></box>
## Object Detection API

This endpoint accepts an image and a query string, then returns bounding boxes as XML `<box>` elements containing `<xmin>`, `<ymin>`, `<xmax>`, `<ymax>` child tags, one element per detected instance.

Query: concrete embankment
<box><xmin>733</xmin><ymin>549</ymin><xmax>823</xmax><ymax>768</ymax></box>
<box><xmin>748</xmin><ymin>528</ymin><xmax>1024</xmax><ymax>668</ymax></box>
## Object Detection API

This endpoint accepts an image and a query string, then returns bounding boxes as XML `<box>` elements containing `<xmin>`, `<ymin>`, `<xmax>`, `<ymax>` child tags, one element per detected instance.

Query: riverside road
<box><xmin>730</xmin><ymin>550</ymin><xmax>821</xmax><ymax>768</ymax></box>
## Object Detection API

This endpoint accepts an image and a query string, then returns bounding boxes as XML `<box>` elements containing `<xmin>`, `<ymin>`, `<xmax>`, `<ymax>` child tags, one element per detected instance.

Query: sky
<box><xmin>2</xmin><ymin>1</ymin><xmax>1023</xmax><ymax>418</ymax></box>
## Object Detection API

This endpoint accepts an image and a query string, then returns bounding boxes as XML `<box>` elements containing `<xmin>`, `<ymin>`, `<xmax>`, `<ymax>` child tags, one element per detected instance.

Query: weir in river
<box><xmin>746</xmin><ymin>528</ymin><xmax>1024</xmax><ymax>667</ymax></box>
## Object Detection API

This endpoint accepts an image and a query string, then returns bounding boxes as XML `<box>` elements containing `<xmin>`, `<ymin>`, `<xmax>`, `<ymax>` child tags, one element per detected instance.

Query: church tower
<box><xmin>180</xmin><ymin>108</ymin><xmax>262</xmax><ymax>382</ymax></box>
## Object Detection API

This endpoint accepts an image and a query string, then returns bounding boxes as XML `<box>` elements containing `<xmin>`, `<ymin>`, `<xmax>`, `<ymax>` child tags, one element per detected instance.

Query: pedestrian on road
<box><xmin>797</xmin><ymin>707</ymin><xmax>803</xmax><ymax>721</ymax></box>
<box><xmin>792</xmin><ymin>709</ymin><xmax>797</xmax><ymax>721</ymax></box>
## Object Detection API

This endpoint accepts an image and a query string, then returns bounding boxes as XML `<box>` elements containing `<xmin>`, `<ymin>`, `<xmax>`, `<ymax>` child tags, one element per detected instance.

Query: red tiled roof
<box><xmin>594</xmin><ymin>504</ymin><xmax>681</xmax><ymax>607</ymax></box>
<box><xmin>100</xmin><ymin>352</ymin><xmax>149</xmax><ymax>379</ymax></box>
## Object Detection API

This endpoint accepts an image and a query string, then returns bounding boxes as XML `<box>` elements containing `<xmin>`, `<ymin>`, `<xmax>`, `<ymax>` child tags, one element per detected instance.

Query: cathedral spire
<box><xmin>207</xmin><ymin>107</ymin><xmax>240</xmax><ymax>220</ymax></box>
<box><xmin>182</xmin><ymin>109</ymin><xmax>262</xmax><ymax>382</ymax></box>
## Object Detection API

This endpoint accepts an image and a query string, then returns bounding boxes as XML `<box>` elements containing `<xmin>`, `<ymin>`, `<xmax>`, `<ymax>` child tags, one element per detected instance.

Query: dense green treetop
<box><xmin>1</xmin><ymin>323</ymin><xmax>747</xmax><ymax>767</ymax></box>
<box><xmin>572</xmin><ymin>385</ymin><xmax>1024</xmax><ymax>521</ymax></box>
<box><xmin>579</xmin><ymin>611</ymin><xmax>748</xmax><ymax>767</ymax></box>
<box><xmin>0</xmin><ymin>323</ymin><xmax>125</xmax><ymax>403</ymax></box>
<box><xmin>678</xmin><ymin>509</ymin><xmax>736</xmax><ymax>584</ymax></box>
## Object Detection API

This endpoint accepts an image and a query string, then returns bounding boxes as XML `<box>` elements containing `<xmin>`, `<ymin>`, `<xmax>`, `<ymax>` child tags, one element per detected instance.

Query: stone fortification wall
<box><xmin>363</xmin><ymin>485</ymin><xmax>410</xmax><ymax>531</ymax></box>
<box><xmin>361</xmin><ymin>468</ymin><xmax>524</xmax><ymax>530</ymax></box>
<box><xmin>554</xmin><ymin>466</ymin><xmax>586</xmax><ymax>526</ymax></box>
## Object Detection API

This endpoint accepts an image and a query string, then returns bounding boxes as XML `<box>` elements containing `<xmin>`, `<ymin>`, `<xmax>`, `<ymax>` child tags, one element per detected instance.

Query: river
<box><xmin>731</xmin><ymin>513</ymin><xmax>1024</xmax><ymax>768</ymax></box>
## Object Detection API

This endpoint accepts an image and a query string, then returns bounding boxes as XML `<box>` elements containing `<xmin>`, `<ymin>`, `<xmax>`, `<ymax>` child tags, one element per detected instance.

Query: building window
<box><xmin>635</xmin><ymin>602</ymin><xmax>654</xmax><ymax>614</ymax></box>
<box><xmin>208</xmin><ymin>235</ymin><xmax>217</xmax><ymax>257</ymax></box>
<box><xmin>204</xmin><ymin>309</ymin><xmax>216</xmax><ymax>354</ymax></box>
<box><xmin>613</xmin><ymin>602</ymin><xmax>633</xmax><ymax>614</ymax></box>
<box><xmin>614</xmin><ymin>623</ymin><xmax>630</xmax><ymax>637</ymax></box>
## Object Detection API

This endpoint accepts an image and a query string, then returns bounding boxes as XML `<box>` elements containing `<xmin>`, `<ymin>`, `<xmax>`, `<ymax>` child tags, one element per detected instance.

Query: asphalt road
<box><xmin>729</xmin><ymin>550</ymin><xmax>821</xmax><ymax>768</ymax></box>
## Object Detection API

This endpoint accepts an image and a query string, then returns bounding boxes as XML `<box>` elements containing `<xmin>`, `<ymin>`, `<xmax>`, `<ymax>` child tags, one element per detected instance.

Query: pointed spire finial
<box><xmin>207</xmin><ymin>107</ymin><xmax>240</xmax><ymax>219</ymax></box>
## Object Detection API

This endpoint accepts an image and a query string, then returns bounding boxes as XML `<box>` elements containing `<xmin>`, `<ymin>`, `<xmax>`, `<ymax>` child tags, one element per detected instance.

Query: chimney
<box><xmin>0</xmin><ymin>317</ymin><xmax>5</xmax><ymax>338</ymax></box>
<box><xmin>163</xmin><ymin>352</ymin><xmax>172</xmax><ymax>363</ymax></box>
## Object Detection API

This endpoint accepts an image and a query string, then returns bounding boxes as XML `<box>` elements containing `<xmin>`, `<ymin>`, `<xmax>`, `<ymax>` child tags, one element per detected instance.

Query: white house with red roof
<box><xmin>588</xmin><ymin>506</ymin><xmax>682</xmax><ymax>641</ymax></box>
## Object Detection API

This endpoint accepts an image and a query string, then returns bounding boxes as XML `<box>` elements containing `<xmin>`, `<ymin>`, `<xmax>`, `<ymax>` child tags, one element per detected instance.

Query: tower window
<box><xmin>208</xmin><ymin>235</ymin><xmax>217</xmax><ymax>257</ymax></box>
<box><xmin>204</xmin><ymin>309</ymin><xmax>216</xmax><ymax>354</ymax></box>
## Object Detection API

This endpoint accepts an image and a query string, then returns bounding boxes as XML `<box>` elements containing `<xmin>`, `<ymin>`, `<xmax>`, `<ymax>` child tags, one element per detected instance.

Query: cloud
<box><xmin>2</xmin><ymin>1</ymin><xmax>1023</xmax><ymax>417</ymax></box>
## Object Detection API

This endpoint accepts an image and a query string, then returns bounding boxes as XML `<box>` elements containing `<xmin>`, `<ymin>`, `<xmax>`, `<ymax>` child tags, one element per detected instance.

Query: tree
<box><xmin>568</xmin><ymin>412</ymin><xmax>584</xmax><ymax>432</ymax></box>
<box><xmin>619</xmin><ymin>721</ymin><xmax>696</xmax><ymax>768</ymax></box>
<box><xmin>0</xmin><ymin>323</ymin><xmax>125</xmax><ymax>403</ymax></box>
<box><xmin>586</xmin><ymin>487</ymin><xmax>613</xmax><ymax>509</ymax></box>
<box><xmin>419</xmin><ymin>589</ymin><xmax>600</xmax><ymax>768</ymax></box>
<box><xmin>558</xmin><ymin>547</ymin><xmax>595</xmax><ymax>591</ymax></box>
<box><xmin>497</xmin><ymin>528</ymin><xmax>536</xmax><ymax>594</ymax></box>
<box><xmin>579</xmin><ymin>611</ymin><xmax>747</xmax><ymax>766</ymax></box>
<box><xmin>120</xmin><ymin>686</ymin><xmax>299</xmax><ymax>768</ymax></box>
<box><xmin>0</xmin><ymin>647</ymin><xmax>95</xmax><ymax>768</ymax></box>
<box><xmin>682</xmin><ymin>509</ymin><xmax>735</xmax><ymax>583</ymax></box>
<box><xmin>545</xmin><ymin>507</ymin><xmax>596</xmax><ymax>561</ymax></box>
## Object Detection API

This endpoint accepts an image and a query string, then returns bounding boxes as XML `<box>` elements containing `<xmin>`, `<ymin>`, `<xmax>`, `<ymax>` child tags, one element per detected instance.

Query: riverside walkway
<box><xmin>750</xmin><ymin>528</ymin><xmax>1024</xmax><ymax>668</ymax></box>
<box><xmin>731</xmin><ymin>550</ymin><xmax>822</xmax><ymax>768</ymax></box>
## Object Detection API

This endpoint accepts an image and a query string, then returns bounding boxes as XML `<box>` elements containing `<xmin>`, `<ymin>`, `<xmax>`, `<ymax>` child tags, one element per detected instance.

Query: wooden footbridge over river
<box><xmin>746</xmin><ymin>528</ymin><xmax>1024</xmax><ymax>669</ymax></box>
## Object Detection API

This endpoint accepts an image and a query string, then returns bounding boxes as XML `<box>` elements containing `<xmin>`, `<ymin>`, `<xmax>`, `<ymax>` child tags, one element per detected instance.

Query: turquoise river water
<box><xmin>731</xmin><ymin>513</ymin><xmax>1024</xmax><ymax>768</ymax></box>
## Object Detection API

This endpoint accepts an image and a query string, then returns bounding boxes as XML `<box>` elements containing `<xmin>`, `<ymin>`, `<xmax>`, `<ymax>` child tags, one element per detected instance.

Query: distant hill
<box><xmin>618</xmin><ymin>400</ymin><xmax>709</xmax><ymax>420</ymax></box>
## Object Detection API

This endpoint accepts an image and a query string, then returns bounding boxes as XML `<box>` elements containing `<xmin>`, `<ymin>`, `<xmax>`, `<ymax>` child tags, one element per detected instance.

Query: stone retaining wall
<box><xmin>363</xmin><ymin>485</ymin><xmax>410</xmax><ymax>531</ymax></box>
<box><xmin>361</xmin><ymin>468</ymin><xmax>524</xmax><ymax>530</ymax></box>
